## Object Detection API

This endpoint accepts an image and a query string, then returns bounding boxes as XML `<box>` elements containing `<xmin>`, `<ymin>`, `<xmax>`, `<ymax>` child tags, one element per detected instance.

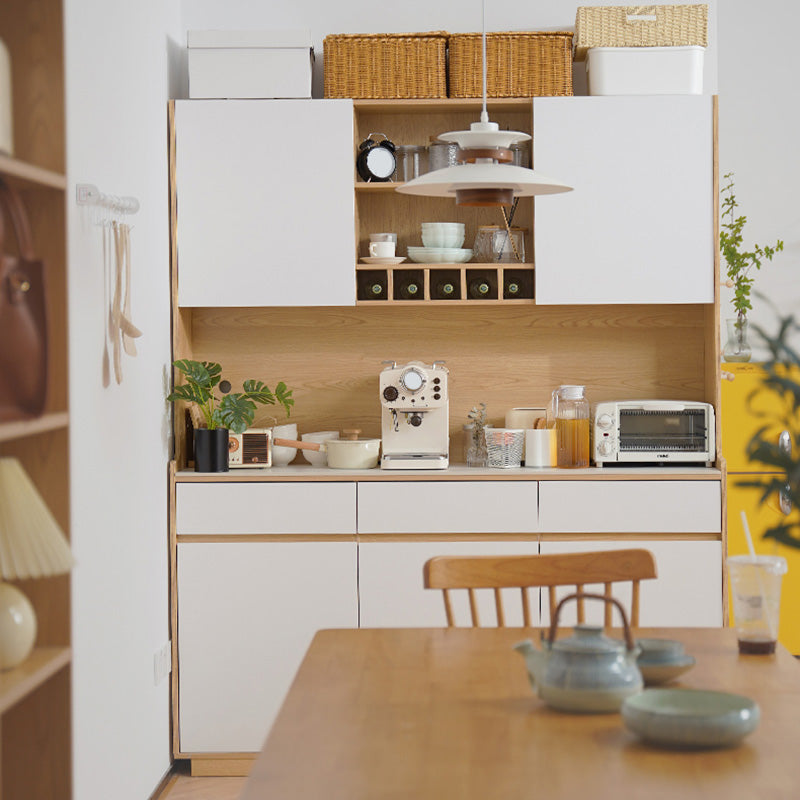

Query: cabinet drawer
<box><xmin>176</xmin><ymin>482</ymin><xmax>357</xmax><ymax>535</ymax></box>
<box><xmin>538</xmin><ymin>480</ymin><xmax>720</xmax><ymax>533</ymax></box>
<box><xmin>357</xmin><ymin>481</ymin><xmax>538</xmax><ymax>534</ymax></box>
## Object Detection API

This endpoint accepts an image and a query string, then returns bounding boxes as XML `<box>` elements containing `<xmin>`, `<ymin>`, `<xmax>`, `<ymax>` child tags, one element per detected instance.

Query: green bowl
<box><xmin>622</xmin><ymin>688</ymin><xmax>760</xmax><ymax>749</ymax></box>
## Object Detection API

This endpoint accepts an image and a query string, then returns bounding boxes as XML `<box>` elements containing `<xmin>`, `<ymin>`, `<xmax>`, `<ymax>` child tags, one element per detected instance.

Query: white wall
<box><xmin>718</xmin><ymin>0</ymin><xmax>800</xmax><ymax>358</ymax></box>
<box><xmin>65</xmin><ymin>1</ymin><xmax>181</xmax><ymax>797</ymax></box>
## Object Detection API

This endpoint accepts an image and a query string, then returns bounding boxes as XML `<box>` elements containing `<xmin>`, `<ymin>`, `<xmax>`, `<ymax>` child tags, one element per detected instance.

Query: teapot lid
<box><xmin>551</xmin><ymin>624</ymin><xmax>625</xmax><ymax>655</ymax></box>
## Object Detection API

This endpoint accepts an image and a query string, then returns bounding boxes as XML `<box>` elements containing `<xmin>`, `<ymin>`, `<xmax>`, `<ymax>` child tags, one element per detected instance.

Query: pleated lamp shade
<box><xmin>0</xmin><ymin>457</ymin><xmax>73</xmax><ymax>669</ymax></box>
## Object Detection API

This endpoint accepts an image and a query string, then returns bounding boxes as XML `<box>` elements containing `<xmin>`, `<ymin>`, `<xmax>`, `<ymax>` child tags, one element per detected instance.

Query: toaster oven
<box><xmin>593</xmin><ymin>401</ymin><xmax>715</xmax><ymax>466</ymax></box>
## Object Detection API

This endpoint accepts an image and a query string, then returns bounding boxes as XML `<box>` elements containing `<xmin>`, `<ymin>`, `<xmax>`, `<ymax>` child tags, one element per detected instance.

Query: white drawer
<box><xmin>538</xmin><ymin>480</ymin><xmax>721</xmax><ymax>533</ymax></box>
<box><xmin>357</xmin><ymin>481</ymin><xmax>538</xmax><ymax>534</ymax></box>
<box><xmin>176</xmin><ymin>482</ymin><xmax>357</xmax><ymax>535</ymax></box>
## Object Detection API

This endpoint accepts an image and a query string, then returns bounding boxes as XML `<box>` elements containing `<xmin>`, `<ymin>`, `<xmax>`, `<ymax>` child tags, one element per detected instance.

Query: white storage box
<box><xmin>188</xmin><ymin>30</ymin><xmax>314</xmax><ymax>99</ymax></box>
<box><xmin>585</xmin><ymin>45</ymin><xmax>704</xmax><ymax>95</ymax></box>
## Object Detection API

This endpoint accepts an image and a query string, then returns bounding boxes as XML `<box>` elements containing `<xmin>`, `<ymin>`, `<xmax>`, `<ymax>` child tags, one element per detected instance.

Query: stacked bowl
<box><xmin>408</xmin><ymin>222</ymin><xmax>473</xmax><ymax>264</ymax></box>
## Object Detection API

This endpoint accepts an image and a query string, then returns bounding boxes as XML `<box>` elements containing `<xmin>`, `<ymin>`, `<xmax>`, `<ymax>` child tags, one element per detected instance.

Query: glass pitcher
<box><xmin>552</xmin><ymin>385</ymin><xmax>590</xmax><ymax>468</ymax></box>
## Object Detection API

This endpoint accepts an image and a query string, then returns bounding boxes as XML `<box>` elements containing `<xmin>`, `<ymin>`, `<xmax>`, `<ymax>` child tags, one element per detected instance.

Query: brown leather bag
<box><xmin>0</xmin><ymin>179</ymin><xmax>48</xmax><ymax>421</ymax></box>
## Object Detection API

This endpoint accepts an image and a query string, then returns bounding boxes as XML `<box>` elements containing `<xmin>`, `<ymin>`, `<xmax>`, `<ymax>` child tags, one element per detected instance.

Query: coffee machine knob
<box><xmin>401</xmin><ymin>368</ymin><xmax>425</xmax><ymax>392</ymax></box>
<box><xmin>409</xmin><ymin>413</ymin><xmax>423</xmax><ymax>427</ymax></box>
<box><xmin>598</xmin><ymin>439</ymin><xmax>613</xmax><ymax>456</ymax></box>
<box><xmin>383</xmin><ymin>386</ymin><xmax>399</xmax><ymax>401</ymax></box>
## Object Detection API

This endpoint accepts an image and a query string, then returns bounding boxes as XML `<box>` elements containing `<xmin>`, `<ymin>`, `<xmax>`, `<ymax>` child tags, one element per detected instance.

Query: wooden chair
<box><xmin>423</xmin><ymin>548</ymin><xmax>658</xmax><ymax>628</ymax></box>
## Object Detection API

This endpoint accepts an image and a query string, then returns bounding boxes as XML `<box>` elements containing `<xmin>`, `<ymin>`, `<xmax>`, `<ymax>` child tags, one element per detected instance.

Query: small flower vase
<box><xmin>466</xmin><ymin>429</ymin><xmax>488</xmax><ymax>467</ymax></box>
<box><xmin>723</xmin><ymin>318</ymin><xmax>752</xmax><ymax>363</ymax></box>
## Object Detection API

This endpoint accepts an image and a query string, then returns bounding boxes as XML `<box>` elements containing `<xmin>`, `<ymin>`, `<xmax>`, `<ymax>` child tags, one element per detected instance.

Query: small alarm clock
<box><xmin>356</xmin><ymin>132</ymin><xmax>397</xmax><ymax>182</ymax></box>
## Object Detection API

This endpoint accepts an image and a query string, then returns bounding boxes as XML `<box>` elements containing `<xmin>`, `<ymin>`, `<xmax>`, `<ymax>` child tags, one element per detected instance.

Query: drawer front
<box><xmin>176</xmin><ymin>482</ymin><xmax>357</xmax><ymax>535</ymax></box>
<box><xmin>357</xmin><ymin>481</ymin><xmax>538</xmax><ymax>534</ymax></box>
<box><xmin>538</xmin><ymin>480</ymin><xmax>721</xmax><ymax>533</ymax></box>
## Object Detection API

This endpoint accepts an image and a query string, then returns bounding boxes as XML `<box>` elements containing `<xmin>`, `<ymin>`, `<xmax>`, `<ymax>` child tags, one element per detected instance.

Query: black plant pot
<box><xmin>194</xmin><ymin>428</ymin><xmax>230</xmax><ymax>473</ymax></box>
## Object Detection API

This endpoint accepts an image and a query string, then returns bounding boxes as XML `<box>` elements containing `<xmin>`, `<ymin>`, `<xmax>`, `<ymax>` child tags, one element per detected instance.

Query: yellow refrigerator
<box><xmin>722</xmin><ymin>362</ymin><xmax>799</xmax><ymax>654</ymax></box>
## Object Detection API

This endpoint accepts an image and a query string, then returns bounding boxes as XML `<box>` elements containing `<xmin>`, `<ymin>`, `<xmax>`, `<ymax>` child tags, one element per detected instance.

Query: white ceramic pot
<box><xmin>325</xmin><ymin>438</ymin><xmax>381</xmax><ymax>469</ymax></box>
<box><xmin>271</xmin><ymin>423</ymin><xmax>298</xmax><ymax>466</ymax></box>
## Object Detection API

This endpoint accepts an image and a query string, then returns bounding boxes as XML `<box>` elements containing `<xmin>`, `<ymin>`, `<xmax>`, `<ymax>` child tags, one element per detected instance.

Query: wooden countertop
<box><xmin>176</xmin><ymin>464</ymin><xmax>722</xmax><ymax>482</ymax></box>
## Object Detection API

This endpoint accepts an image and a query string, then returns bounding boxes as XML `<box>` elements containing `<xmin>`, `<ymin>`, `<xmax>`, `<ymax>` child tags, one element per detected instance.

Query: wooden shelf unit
<box><xmin>0</xmin><ymin>1</ymin><xmax>71</xmax><ymax>798</ymax></box>
<box><xmin>353</xmin><ymin>99</ymin><xmax>533</xmax><ymax>307</ymax></box>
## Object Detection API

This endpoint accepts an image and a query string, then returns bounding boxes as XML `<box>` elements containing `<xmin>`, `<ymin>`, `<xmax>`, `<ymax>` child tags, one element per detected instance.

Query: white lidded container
<box><xmin>188</xmin><ymin>29</ymin><xmax>314</xmax><ymax>99</ymax></box>
<box><xmin>585</xmin><ymin>45</ymin><xmax>704</xmax><ymax>95</ymax></box>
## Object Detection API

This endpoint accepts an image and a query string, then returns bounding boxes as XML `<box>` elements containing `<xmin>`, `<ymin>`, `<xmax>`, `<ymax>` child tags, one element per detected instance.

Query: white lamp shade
<box><xmin>0</xmin><ymin>582</ymin><xmax>37</xmax><ymax>669</ymax></box>
<box><xmin>396</xmin><ymin>163</ymin><xmax>573</xmax><ymax>199</ymax></box>
<box><xmin>0</xmin><ymin>458</ymin><xmax>73</xmax><ymax>580</ymax></box>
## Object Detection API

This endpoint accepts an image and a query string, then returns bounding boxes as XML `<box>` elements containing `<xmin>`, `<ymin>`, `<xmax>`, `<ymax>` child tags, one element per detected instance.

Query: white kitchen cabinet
<box><xmin>176</xmin><ymin>481</ymin><xmax>356</xmax><ymax>535</ymax></box>
<box><xmin>357</xmin><ymin>481</ymin><xmax>539</xmax><ymax>534</ymax></box>
<box><xmin>538</xmin><ymin>480</ymin><xmax>721</xmax><ymax>533</ymax></box>
<box><xmin>174</xmin><ymin>99</ymin><xmax>355</xmax><ymax>307</ymax></box>
<box><xmin>359</xmin><ymin>539</ymin><xmax>540</xmax><ymax>628</ymax></box>
<box><xmin>539</xmin><ymin>539</ymin><xmax>722</xmax><ymax>627</ymax></box>
<box><xmin>177</xmin><ymin>540</ymin><xmax>358</xmax><ymax>753</ymax></box>
<box><xmin>533</xmin><ymin>96</ymin><xmax>714</xmax><ymax>304</ymax></box>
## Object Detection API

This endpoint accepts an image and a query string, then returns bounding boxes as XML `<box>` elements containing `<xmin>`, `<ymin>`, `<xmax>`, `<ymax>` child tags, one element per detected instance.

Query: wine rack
<box><xmin>355</xmin><ymin>264</ymin><xmax>535</xmax><ymax>305</ymax></box>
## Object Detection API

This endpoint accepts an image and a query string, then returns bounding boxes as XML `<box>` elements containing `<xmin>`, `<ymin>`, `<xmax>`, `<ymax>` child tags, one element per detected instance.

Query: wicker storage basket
<box><xmin>448</xmin><ymin>32</ymin><xmax>573</xmax><ymax>98</ymax></box>
<box><xmin>574</xmin><ymin>5</ymin><xmax>708</xmax><ymax>60</ymax></box>
<box><xmin>323</xmin><ymin>32</ymin><xmax>448</xmax><ymax>99</ymax></box>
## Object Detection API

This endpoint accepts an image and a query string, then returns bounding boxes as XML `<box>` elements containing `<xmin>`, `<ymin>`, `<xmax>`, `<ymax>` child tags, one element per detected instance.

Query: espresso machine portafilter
<box><xmin>379</xmin><ymin>360</ymin><xmax>449</xmax><ymax>469</ymax></box>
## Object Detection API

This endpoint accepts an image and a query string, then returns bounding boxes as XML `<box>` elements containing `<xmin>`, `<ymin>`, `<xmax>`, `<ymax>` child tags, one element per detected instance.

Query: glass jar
<box><xmin>473</xmin><ymin>225</ymin><xmax>526</xmax><ymax>264</ymax></box>
<box><xmin>428</xmin><ymin>138</ymin><xmax>459</xmax><ymax>171</ymax></box>
<box><xmin>463</xmin><ymin>423</ymin><xmax>488</xmax><ymax>467</ymax></box>
<box><xmin>552</xmin><ymin>385</ymin><xmax>590</xmax><ymax>468</ymax></box>
<box><xmin>723</xmin><ymin>318</ymin><xmax>752</xmax><ymax>362</ymax></box>
<box><xmin>395</xmin><ymin>144</ymin><xmax>427</xmax><ymax>182</ymax></box>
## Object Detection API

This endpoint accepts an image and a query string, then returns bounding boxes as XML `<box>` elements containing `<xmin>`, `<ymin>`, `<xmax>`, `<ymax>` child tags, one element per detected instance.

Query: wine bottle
<box><xmin>468</xmin><ymin>274</ymin><xmax>496</xmax><ymax>299</ymax></box>
<box><xmin>502</xmin><ymin>269</ymin><xmax>533</xmax><ymax>300</ymax></box>
<box><xmin>357</xmin><ymin>271</ymin><xmax>387</xmax><ymax>301</ymax></box>
<box><xmin>432</xmin><ymin>279</ymin><xmax>459</xmax><ymax>300</ymax></box>
<box><xmin>396</xmin><ymin>276</ymin><xmax>423</xmax><ymax>300</ymax></box>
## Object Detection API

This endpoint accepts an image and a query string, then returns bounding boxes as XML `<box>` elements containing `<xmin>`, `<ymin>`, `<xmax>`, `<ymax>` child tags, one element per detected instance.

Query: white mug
<box><xmin>369</xmin><ymin>241</ymin><xmax>396</xmax><ymax>258</ymax></box>
<box><xmin>525</xmin><ymin>429</ymin><xmax>557</xmax><ymax>468</ymax></box>
<box><xmin>370</xmin><ymin>232</ymin><xmax>397</xmax><ymax>243</ymax></box>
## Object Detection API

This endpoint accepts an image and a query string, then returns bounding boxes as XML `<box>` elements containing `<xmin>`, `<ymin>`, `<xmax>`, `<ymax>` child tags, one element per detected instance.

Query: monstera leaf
<box><xmin>216</xmin><ymin>394</ymin><xmax>258</xmax><ymax>434</ymax></box>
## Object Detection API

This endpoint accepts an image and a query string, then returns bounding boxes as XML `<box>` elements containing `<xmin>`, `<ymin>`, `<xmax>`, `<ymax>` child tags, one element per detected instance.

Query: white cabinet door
<box><xmin>176</xmin><ymin>482</ymin><xmax>357</xmax><ymax>535</ymax></box>
<box><xmin>177</xmin><ymin>541</ymin><xmax>358</xmax><ymax>753</ymax></box>
<box><xmin>175</xmin><ymin>99</ymin><xmax>355</xmax><ymax>307</ymax></box>
<box><xmin>539</xmin><ymin>539</ymin><xmax>722</xmax><ymax>627</ymax></box>
<box><xmin>533</xmin><ymin>96</ymin><xmax>714</xmax><ymax>304</ymax></box>
<box><xmin>538</xmin><ymin>480</ymin><xmax>721</xmax><ymax>533</ymax></box>
<box><xmin>358</xmin><ymin>481</ymin><xmax>538</xmax><ymax>534</ymax></box>
<box><xmin>359</xmin><ymin>540</ymin><xmax>541</xmax><ymax>628</ymax></box>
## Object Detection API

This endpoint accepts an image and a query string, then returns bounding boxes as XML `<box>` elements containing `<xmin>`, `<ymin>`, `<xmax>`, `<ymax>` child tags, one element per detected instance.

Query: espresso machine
<box><xmin>380</xmin><ymin>360</ymin><xmax>449</xmax><ymax>469</ymax></box>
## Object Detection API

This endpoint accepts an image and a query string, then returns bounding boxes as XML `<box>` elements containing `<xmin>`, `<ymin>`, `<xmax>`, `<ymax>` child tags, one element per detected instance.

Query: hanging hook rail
<box><xmin>75</xmin><ymin>183</ymin><xmax>140</xmax><ymax>215</ymax></box>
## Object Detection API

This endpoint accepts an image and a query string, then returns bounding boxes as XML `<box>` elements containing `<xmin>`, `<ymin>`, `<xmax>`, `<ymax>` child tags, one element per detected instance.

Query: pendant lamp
<box><xmin>396</xmin><ymin>2</ymin><xmax>572</xmax><ymax>206</ymax></box>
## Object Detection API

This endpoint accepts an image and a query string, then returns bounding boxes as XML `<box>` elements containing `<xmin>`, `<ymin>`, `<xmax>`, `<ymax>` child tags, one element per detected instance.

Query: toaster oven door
<box><xmin>618</xmin><ymin>408</ymin><xmax>708</xmax><ymax>453</ymax></box>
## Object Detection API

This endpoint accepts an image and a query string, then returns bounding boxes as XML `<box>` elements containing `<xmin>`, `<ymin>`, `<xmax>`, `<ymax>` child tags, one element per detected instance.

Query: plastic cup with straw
<box><xmin>727</xmin><ymin>510</ymin><xmax>787</xmax><ymax>654</ymax></box>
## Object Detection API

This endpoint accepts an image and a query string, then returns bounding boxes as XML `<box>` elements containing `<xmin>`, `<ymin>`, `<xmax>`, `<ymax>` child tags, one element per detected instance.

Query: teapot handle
<box><xmin>546</xmin><ymin>592</ymin><xmax>636</xmax><ymax>651</ymax></box>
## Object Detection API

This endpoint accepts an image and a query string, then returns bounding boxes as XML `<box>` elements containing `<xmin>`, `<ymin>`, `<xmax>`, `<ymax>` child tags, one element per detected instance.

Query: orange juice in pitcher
<box><xmin>552</xmin><ymin>385</ymin><xmax>590</xmax><ymax>468</ymax></box>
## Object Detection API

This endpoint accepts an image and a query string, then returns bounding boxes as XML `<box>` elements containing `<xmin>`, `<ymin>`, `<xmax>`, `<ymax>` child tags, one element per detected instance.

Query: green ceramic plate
<box><xmin>639</xmin><ymin>655</ymin><xmax>696</xmax><ymax>686</ymax></box>
<box><xmin>622</xmin><ymin>688</ymin><xmax>760</xmax><ymax>749</ymax></box>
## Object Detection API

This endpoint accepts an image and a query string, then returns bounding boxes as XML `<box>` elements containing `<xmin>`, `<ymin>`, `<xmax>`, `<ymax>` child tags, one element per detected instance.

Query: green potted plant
<box><xmin>737</xmin><ymin>316</ymin><xmax>800</xmax><ymax>549</ymax></box>
<box><xmin>167</xmin><ymin>359</ymin><xmax>294</xmax><ymax>472</ymax></box>
<box><xmin>720</xmin><ymin>173</ymin><xmax>784</xmax><ymax>362</ymax></box>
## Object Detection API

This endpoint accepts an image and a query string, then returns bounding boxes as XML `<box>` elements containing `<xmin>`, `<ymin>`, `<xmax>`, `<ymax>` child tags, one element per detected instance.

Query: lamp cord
<box><xmin>481</xmin><ymin>0</ymin><xmax>488</xmax><ymax>123</ymax></box>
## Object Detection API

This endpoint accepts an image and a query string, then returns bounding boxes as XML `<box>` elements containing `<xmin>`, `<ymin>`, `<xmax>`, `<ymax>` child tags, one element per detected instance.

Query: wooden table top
<box><xmin>242</xmin><ymin>627</ymin><xmax>800</xmax><ymax>800</ymax></box>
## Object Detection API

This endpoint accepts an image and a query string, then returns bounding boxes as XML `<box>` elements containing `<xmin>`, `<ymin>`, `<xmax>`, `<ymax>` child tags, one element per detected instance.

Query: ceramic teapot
<box><xmin>513</xmin><ymin>593</ymin><xmax>642</xmax><ymax>713</ymax></box>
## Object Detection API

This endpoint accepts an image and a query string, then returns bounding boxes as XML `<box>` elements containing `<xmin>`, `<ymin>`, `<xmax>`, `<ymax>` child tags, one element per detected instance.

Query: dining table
<box><xmin>240</xmin><ymin>626</ymin><xmax>800</xmax><ymax>799</ymax></box>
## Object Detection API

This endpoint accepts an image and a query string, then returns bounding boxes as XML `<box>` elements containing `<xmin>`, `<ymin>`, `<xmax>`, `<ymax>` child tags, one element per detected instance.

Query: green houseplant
<box><xmin>720</xmin><ymin>173</ymin><xmax>784</xmax><ymax>362</ymax></box>
<box><xmin>737</xmin><ymin>314</ymin><xmax>800</xmax><ymax>549</ymax></box>
<box><xmin>167</xmin><ymin>359</ymin><xmax>294</xmax><ymax>472</ymax></box>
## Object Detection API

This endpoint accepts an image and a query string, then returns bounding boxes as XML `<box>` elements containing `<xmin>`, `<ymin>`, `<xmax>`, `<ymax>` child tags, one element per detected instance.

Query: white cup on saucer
<box><xmin>369</xmin><ymin>241</ymin><xmax>396</xmax><ymax>258</ymax></box>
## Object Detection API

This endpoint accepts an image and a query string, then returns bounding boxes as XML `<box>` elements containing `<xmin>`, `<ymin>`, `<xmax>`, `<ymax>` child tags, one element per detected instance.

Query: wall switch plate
<box><xmin>153</xmin><ymin>641</ymin><xmax>172</xmax><ymax>686</ymax></box>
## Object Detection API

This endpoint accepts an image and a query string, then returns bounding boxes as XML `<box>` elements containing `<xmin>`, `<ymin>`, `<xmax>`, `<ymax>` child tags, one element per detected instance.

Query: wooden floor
<box><xmin>158</xmin><ymin>769</ymin><xmax>246</xmax><ymax>800</ymax></box>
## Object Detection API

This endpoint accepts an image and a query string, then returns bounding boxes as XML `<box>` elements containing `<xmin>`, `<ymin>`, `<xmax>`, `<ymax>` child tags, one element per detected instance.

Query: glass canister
<box><xmin>473</xmin><ymin>225</ymin><xmax>526</xmax><ymax>263</ymax></box>
<box><xmin>428</xmin><ymin>137</ymin><xmax>459</xmax><ymax>171</ymax></box>
<box><xmin>552</xmin><ymin>385</ymin><xmax>590</xmax><ymax>468</ymax></box>
<box><xmin>395</xmin><ymin>144</ymin><xmax>427</xmax><ymax>182</ymax></box>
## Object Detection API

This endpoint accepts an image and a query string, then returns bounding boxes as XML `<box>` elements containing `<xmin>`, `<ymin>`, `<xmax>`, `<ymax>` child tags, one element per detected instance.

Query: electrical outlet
<box><xmin>153</xmin><ymin>641</ymin><xmax>172</xmax><ymax>686</ymax></box>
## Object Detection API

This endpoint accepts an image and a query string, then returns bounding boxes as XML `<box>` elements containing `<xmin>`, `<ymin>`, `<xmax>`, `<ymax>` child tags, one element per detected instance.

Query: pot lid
<box><xmin>552</xmin><ymin>624</ymin><xmax>625</xmax><ymax>655</ymax></box>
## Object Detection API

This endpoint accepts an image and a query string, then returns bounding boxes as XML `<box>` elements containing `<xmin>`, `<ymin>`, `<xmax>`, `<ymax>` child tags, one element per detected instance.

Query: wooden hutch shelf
<box><xmin>0</xmin><ymin>153</ymin><xmax>67</xmax><ymax>191</ymax></box>
<box><xmin>0</xmin><ymin>648</ymin><xmax>70</xmax><ymax>715</ymax></box>
<box><xmin>0</xmin><ymin>412</ymin><xmax>70</xmax><ymax>444</ymax></box>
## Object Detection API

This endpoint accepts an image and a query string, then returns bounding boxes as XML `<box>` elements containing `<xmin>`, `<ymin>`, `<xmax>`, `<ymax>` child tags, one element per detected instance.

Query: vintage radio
<box><xmin>228</xmin><ymin>427</ymin><xmax>272</xmax><ymax>468</ymax></box>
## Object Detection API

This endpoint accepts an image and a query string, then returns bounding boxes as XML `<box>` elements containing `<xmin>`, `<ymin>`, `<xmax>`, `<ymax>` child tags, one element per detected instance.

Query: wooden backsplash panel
<box><xmin>187</xmin><ymin>304</ymin><xmax>708</xmax><ymax>444</ymax></box>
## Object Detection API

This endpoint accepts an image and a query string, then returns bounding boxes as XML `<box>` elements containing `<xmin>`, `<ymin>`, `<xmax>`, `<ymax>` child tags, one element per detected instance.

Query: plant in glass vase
<box><xmin>466</xmin><ymin>402</ymin><xmax>488</xmax><ymax>467</ymax></box>
<box><xmin>720</xmin><ymin>173</ymin><xmax>783</xmax><ymax>362</ymax></box>
<box><xmin>167</xmin><ymin>359</ymin><xmax>294</xmax><ymax>472</ymax></box>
